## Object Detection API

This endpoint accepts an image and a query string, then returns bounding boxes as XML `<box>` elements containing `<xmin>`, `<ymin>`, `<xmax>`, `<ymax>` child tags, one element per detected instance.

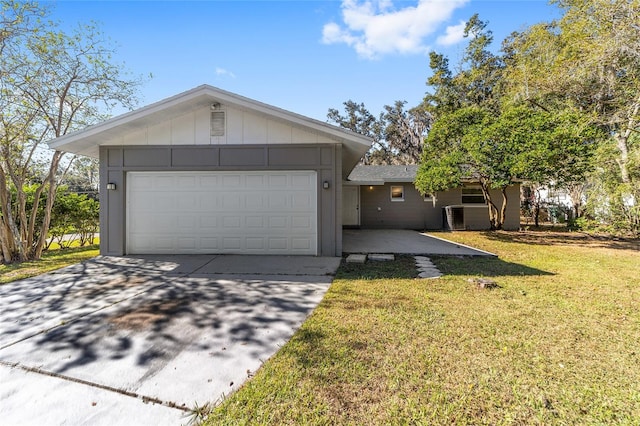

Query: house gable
<box><xmin>46</xmin><ymin>85</ymin><xmax>373</xmax><ymax>257</ymax></box>
<box><xmin>48</xmin><ymin>84</ymin><xmax>370</xmax><ymax>176</ymax></box>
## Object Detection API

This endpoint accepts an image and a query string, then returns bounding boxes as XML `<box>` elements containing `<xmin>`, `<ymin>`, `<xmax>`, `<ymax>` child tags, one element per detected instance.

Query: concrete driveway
<box><xmin>0</xmin><ymin>255</ymin><xmax>339</xmax><ymax>425</ymax></box>
<box><xmin>343</xmin><ymin>229</ymin><xmax>495</xmax><ymax>256</ymax></box>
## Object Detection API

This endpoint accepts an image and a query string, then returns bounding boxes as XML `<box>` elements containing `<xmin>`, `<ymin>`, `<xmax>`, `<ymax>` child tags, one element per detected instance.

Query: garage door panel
<box><xmin>292</xmin><ymin>238</ymin><xmax>312</xmax><ymax>250</ymax></box>
<box><xmin>201</xmin><ymin>237</ymin><xmax>218</xmax><ymax>250</ymax></box>
<box><xmin>222</xmin><ymin>175</ymin><xmax>241</xmax><ymax>186</ymax></box>
<box><xmin>245</xmin><ymin>174</ymin><xmax>265</xmax><ymax>187</ymax></box>
<box><xmin>291</xmin><ymin>174</ymin><xmax>313</xmax><ymax>188</ymax></box>
<box><xmin>292</xmin><ymin>216</ymin><xmax>312</xmax><ymax>229</ymax></box>
<box><xmin>176</xmin><ymin>176</ymin><xmax>197</xmax><ymax>187</ymax></box>
<box><xmin>268</xmin><ymin>174</ymin><xmax>287</xmax><ymax>186</ymax></box>
<box><xmin>177</xmin><ymin>216</ymin><xmax>196</xmax><ymax>229</ymax></box>
<box><xmin>222</xmin><ymin>216</ymin><xmax>241</xmax><ymax>228</ymax></box>
<box><xmin>177</xmin><ymin>238</ymin><xmax>196</xmax><ymax>250</ymax></box>
<box><xmin>246</xmin><ymin>216</ymin><xmax>264</xmax><ymax>228</ymax></box>
<box><xmin>245</xmin><ymin>195</ymin><xmax>266</xmax><ymax>210</ymax></box>
<box><xmin>127</xmin><ymin>171</ymin><xmax>317</xmax><ymax>255</ymax></box>
<box><xmin>292</xmin><ymin>193</ymin><xmax>313</xmax><ymax>209</ymax></box>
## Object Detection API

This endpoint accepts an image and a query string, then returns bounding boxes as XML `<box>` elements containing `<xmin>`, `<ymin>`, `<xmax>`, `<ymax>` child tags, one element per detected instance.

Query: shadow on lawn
<box><xmin>336</xmin><ymin>254</ymin><xmax>552</xmax><ymax>280</ymax></box>
<box><xmin>482</xmin><ymin>230</ymin><xmax>640</xmax><ymax>251</ymax></box>
<box><xmin>431</xmin><ymin>255</ymin><xmax>553</xmax><ymax>277</ymax></box>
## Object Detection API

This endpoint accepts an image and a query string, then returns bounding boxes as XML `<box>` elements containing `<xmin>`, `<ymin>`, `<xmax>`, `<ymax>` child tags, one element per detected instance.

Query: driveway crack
<box><xmin>0</xmin><ymin>360</ymin><xmax>191</xmax><ymax>413</ymax></box>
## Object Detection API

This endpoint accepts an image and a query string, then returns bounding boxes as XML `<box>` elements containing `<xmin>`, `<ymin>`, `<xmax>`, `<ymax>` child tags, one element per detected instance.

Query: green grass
<box><xmin>0</xmin><ymin>244</ymin><xmax>99</xmax><ymax>284</ymax></box>
<box><xmin>206</xmin><ymin>230</ymin><xmax>640</xmax><ymax>425</ymax></box>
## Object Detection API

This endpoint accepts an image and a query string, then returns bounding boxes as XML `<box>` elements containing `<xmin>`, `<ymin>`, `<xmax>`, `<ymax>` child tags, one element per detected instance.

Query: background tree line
<box><xmin>329</xmin><ymin>0</ymin><xmax>639</xmax><ymax>235</ymax></box>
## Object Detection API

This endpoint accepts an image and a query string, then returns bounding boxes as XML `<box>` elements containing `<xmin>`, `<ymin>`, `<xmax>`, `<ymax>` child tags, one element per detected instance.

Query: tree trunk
<box><xmin>614</xmin><ymin>98</ymin><xmax>640</xmax><ymax>185</ymax></box>
<box><xmin>32</xmin><ymin>151</ymin><xmax>63</xmax><ymax>260</ymax></box>
<box><xmin>533</xmin><ymin>187</ymin><xmax>542</xmax><ymax>227</ymax></box>
<box><xmin>0</xmin><ymin>166</ymin><xmax>27</xmax><ymax>262</ymax></box>
<box><xmin>566</xmin><ymin>183</ymin><xmax>584</xmax><ymax>219</ymax></box>
<box><xmin>499</xmin><ymin>187</ymin><xmax>508</xmax><ymax>230</ymax></box>
<box><xmin>479</xmin><ymin>182</ymin><xmax>501</xmax><ymax>230</ymax></box>
<box><xmin>614</xmin><ymin>133</ymin><xmax>631</xmax><ymax>184</ymax></box>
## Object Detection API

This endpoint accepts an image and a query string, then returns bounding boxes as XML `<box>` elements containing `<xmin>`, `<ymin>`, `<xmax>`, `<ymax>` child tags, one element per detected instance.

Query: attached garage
<box><xmin>127</xmin><ymin>171</ymin><xmax>317</xmax><ymax>255</ymax></box>
<box><xmin>47</xmin><ymin>85</ymin><xmax>372</xmax><ymax>257</ymax></box>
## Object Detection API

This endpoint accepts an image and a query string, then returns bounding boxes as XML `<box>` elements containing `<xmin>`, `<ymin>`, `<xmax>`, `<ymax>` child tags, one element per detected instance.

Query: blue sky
<box><xmin>50</xmin><ymin>0</ymin><xmax>560</xmax><ymax>122</ymax></box>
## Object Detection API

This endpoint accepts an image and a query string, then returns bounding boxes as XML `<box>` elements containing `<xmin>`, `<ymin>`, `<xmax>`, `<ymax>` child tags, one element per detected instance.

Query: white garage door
<box><xmin>126</xmin><ymin>171</ymin><xmax>317</xmax><ymax>255</ymax></box>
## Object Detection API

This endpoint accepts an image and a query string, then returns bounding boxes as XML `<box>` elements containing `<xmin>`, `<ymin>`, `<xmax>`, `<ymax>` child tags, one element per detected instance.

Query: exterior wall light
<box><xmin>106</xmin><ymin>183</ymin><xmax>117</xmax><ymax>190</ymax></box>
<box><xmin>323</xmin><ymin>181</ymin><xmax>330</xmax><ymax>189</ymax></box>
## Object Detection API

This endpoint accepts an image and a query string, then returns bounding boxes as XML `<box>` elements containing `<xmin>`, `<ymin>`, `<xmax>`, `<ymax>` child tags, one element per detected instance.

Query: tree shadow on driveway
<box><xmin>0</xmin><ymin>256</ymin><xmax>331</xmax><ymax>409</ymax></box>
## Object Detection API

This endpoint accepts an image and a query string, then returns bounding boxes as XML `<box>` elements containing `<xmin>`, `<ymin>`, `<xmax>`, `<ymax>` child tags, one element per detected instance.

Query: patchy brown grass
<box><xmin>206</xmin><ymin>230</ymin><xmax>640</xmax><ymax>425</ymax></box>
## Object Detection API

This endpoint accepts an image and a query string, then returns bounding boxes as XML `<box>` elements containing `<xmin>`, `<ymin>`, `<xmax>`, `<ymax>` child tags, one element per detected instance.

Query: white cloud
<box><xmin>436</xmin><ymin>20</ymin><xmax>466</xmax><ymax>46</ymax></box>
<box><xmin>215</xmin><ymin>67</ymin><xmax>236</xmax><ymax>79</ymax></box>
<box><xmin>322</xmin><ymin>0</ymin><xmax>469</xmax><ymax>59</ymax></box>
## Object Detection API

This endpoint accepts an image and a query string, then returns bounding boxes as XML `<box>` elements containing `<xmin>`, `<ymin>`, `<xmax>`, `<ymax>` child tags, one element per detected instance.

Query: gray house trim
<box><xmin>100</xmin><ymin>144</ymin><xmax>342</xmax><ymax>257</ymax></box>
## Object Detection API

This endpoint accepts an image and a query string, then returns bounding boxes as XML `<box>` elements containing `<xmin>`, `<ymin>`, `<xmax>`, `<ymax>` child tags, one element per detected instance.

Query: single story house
<box><xmin>48</xmin><ymin>85</ymin><xmax>372</xmax><ymax>257</ymax></box>
<box><xmin>48</xmin><ymin>85</ymin><xmax>519</xmax><ymax>258</ymax></box>
<box><xmin>343</xmin><ymin>165</ymin><xmax>520</xmax><ymax>231</ymax></box>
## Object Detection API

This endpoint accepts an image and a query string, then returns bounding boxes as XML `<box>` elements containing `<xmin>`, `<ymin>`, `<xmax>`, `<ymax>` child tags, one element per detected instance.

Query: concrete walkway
<box><xmin>342</xmin><ymin>229</ymin><xmax>494</xmax><ymax>256</ymax></box>
<box><xmin>0</xmin><ymin>255</ymin><xmax>340</xmax><ymax>425</ymax></box>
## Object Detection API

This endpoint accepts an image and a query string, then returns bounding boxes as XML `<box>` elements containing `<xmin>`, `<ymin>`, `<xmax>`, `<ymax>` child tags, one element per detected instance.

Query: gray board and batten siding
<box><xmin>100</xmin><ymin>144</ymin><xmax>343</xmax><ymax>257</ymax></box>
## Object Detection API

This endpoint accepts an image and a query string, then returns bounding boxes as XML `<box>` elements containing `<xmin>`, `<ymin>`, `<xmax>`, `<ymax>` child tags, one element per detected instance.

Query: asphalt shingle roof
<box><xmin>347</xmin><ymin>164</ymin><xmax>419</xmax><ymax>183</ymax></box>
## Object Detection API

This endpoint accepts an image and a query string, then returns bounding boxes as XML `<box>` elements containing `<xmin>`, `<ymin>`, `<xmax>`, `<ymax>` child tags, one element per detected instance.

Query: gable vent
<box><xmin>210</xmin><ymin>111</ymin><xmax>225</xmax><ymax>136</ymax></box>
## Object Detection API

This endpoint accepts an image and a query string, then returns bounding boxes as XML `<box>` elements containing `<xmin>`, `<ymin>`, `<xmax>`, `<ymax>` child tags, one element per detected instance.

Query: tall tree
<box><xmin>0</xmin><ymin>1</ymin><xmax>141</xmax><ymax>262</ymax></box>
<box><xmin>328</xmin><ymin>100</ymin><xmax>430</xmax><ymax>165</ymax></box>
<box><xmin>327</xmin><ymin>100</ymin><xmax>387</xmax><ymax>164</ymax></box>
<box><xmin>416</xmin><ymin>15</ymin><xmax>512</xmax><ymax>229</ymax></box>
<box><xmin>416</xmin><ymin>14</ymin><xmax>598</xmax><ymax>230</ymax></box>
<box><xmin>381</xmin><ymin>101</ymin><xmax>431</xmax><ymax>164</ymax></box>
<box><xmin>504</xmin><ymin>0</ymin><xmax>640</xmax><ymax>232</ymax></box>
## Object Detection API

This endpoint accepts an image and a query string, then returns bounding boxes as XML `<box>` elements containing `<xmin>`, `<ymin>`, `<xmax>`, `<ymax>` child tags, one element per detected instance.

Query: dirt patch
<box><xmin>109</xmin><ymin>299</ymin><xmax>188</xmax><ymax>331</ymax></box>
<box><xmin>74</xmin><ymin>275</ymin><xmax>149</xmax><ymax>298</ymax></box>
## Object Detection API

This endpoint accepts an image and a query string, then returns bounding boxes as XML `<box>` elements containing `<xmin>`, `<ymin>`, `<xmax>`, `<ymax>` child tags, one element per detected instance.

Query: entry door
<box><xmin>342</xmin><ymin>186</ymin><xmax>360</xmax><ymax>226</ymax></box>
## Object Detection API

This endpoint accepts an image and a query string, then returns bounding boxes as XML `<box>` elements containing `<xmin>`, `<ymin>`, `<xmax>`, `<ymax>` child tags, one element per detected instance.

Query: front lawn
<box><xmin>0</xmin><ymin>244</ymin><xmax>99</xmax><ymax>285</ymax></box>
<box><xmin>206</xmin><ymin>230</ymin><xmax>640</xmax><ymax>425</ymax></box>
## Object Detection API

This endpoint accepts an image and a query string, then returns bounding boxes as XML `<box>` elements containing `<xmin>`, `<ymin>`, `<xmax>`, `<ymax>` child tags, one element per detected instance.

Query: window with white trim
<box><xmin>390</xmin><ymin>185</ymin><xmax>405</xmax><ymax>202</ymax></box>
<box><xmin>461</xmin><ymin>187</ymin><xmax>485</xmax><ymax>204</ymax></box>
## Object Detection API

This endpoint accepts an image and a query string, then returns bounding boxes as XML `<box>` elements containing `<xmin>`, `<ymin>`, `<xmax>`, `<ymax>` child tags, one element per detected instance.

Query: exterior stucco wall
<box><xmin>358</xmin><ymin>183</ymin><xmax>521</xmax><ymax>231</ymax></box>
<box><xmin>100</xmin><ymin>144</ymin><xmax>342</xmax><ymax>257</ymax></box>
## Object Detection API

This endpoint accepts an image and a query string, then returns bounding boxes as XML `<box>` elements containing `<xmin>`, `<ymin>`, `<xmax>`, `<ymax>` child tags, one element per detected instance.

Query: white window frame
<box><xmin>461</xmin><ymin>186</ymin><xmax>485</xmax><ymax>204</ymax></box>
<box><xmin>390</xmin><ymin>185</ymin><xmax>405</xmax><ymax>202</ymax></box>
